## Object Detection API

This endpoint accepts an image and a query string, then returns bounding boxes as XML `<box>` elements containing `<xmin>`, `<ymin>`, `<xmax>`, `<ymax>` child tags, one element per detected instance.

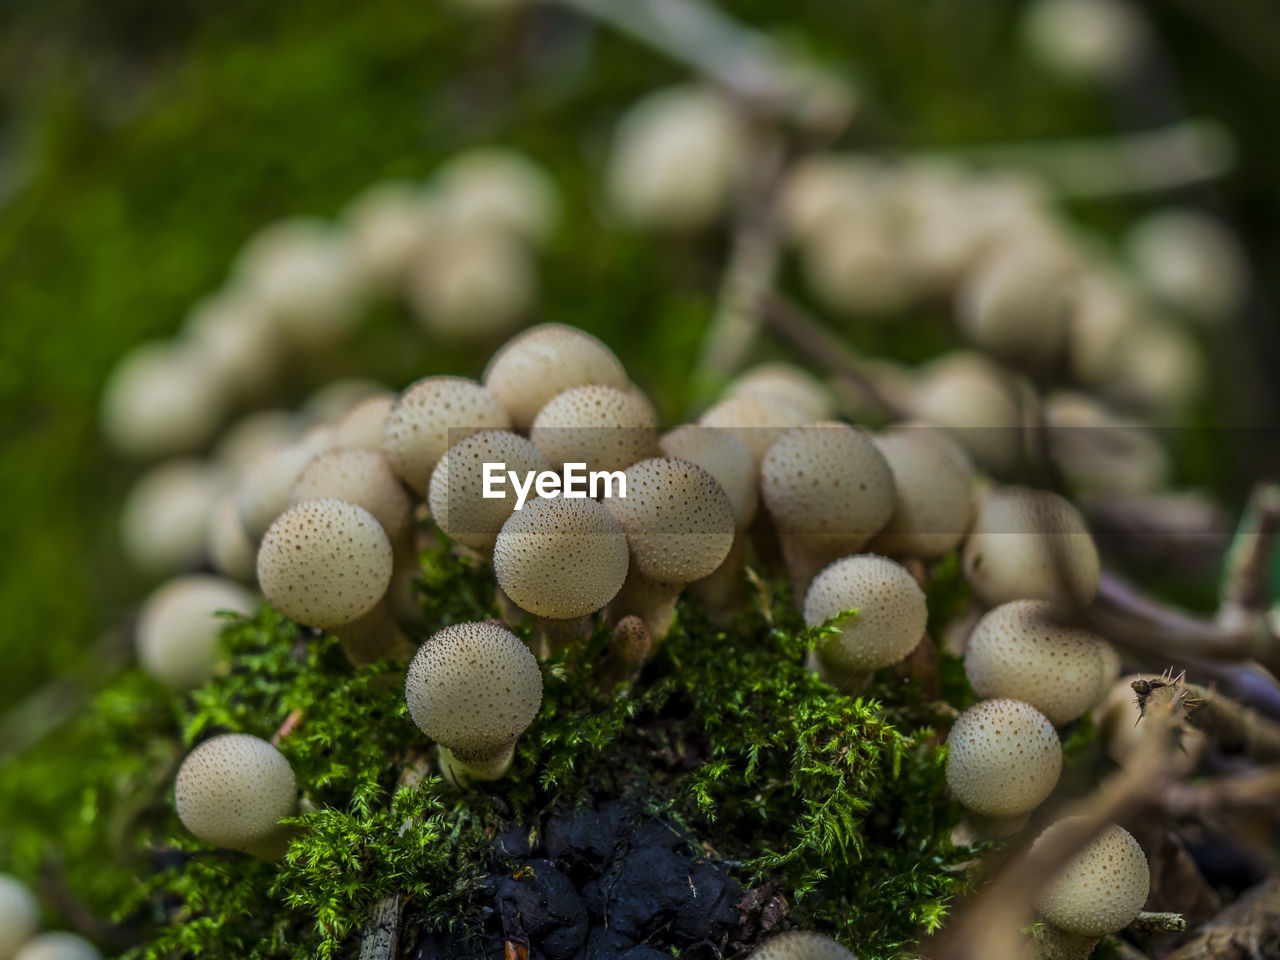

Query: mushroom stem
<box><xmin>332</xmin><ymin>602</ymin><xmax>416</xmax><ymax>666</ymax></box>
<box><xmin>531</xmin><ymin>615</ymin><xmax>592</xmax><ymax>660</ymax></box>
<box><xmin>779</xmin><ymin>532</ymin><xmax>867</xmax><ymax>599</ymax></box>
<box><xmin>804</xmin><ymin>647</ymin><xmax>871</xmax><ymax>694</ymax></box>
<box><xmin>595</xmin><ymin>615</ymin><xmax>653</xmax><ymax>691</ymax></box>
<box><xmin>1030</xmin><ymin>926</ymin><xmax>1098</xmax><ymax>960</ymax></box>
<box><xmin>608</xmin><ymin>569</ymin><xmax>682</xmax><ymax>645</ymax></box>
<box><xmin>688</xmin><ymin>532</ymin><xmax>749</xmax><ymax>623</ymax></box>
<box><xmin>436</xmin><ymin>743</ymin><xmax>516</xmax><ymax>786</ymax></box>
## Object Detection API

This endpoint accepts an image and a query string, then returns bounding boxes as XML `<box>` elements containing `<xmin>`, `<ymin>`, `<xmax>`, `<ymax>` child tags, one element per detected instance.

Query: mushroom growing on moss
<box><xmin>604</xmin><ymin>457</ymin><xmax>735</xmax><ymax>641</ymax></box>
<box><xmin>206</xmin><ymin>493</ymin><xmax>257</xmax><ymax>583</ymax></box>
<box><xmin>0</xmin><ymin>873</ymin><xmax>38</xmax><ymax>959</ymax></box>
<box><xmin>1033</xmin><ymin>818</ymin><xmax>1150</xmax><ymax>945</ymax></box>
<box><xmin>174</xmin><ymin>733</ymin><xmax>298</xmax><ymax>859</ymax></box>
<box><xmin>120</xmin><ymin>459</ymin><xmax>229</xmax><ymax>575</ymax></box>
<box><xmin>100</xmin><ymin>340</ymin><xmax>227</xmax><ymax>458</ymax></box>
<box><xmin>803</xmin><ymin>554</ymin><xmax>928</xmax><ymax>691</ymax></box>
<box><xmin>747</xmin><ymin>931</ymin><xmax>857</xmax><ymax>960</ymax></box>
<box><xmin>405</xmin><ymin>621</ymin><xmax>543</xmax><ymax>784</ymax></box>
<box><xmin>868</xmin><ymin>427</ymin><xmax>975</xmax><ymax>559</ymax></box>
<box><xmin>12</xmin><ymin>933</ymin><xmax>103</xmax><ymax>960</ymax></box>
<box><xmin>964</xmin><ymin>600</ymin><xmax>1106</xmax><ymax>726</ymax></box>
<box><xmin>530</xmin><ymin>384</ymin><xmax>660</xmax><ymax>474</ymax></box>
<box><xmin>235</xmin><ymin>440</ymin><xmax>323</xmax><ymax>543</ymax></box>
<box><xmin>290</xmin><ymin>448</ymin><xmax>412</xmax><ymax>544</ymax></box>
<box><xmin>136</xmin><ymin>575</ymin><xmax>258</xmax><ymax>689</ymax></box>
<box><xmin>482</xmin><ymin>323</ymin><xmax>628</xmax><ymax>429</ymax></box>
<box><xmin>946</xmin><ymin>698</ymin><xmax>1063</xmax><ymax>819</ymax></box>
<box><xmin>962</xmin><ymin>486</ymin><xmax>1101</xmax><ymax>612</ymax></box>
<box><xmin>760</xmin><ymin>422</ymin><xmax>896</xmax><ymax>595</ymax></box>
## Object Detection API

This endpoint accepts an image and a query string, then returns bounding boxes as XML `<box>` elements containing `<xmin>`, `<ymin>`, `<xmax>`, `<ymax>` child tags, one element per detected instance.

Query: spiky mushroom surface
<box><xmin>530</xmin><ymin>384</ymin><xmax>659</xmax><ymax>473</ymax></box>
<box><xmin>135</xmin><ymin>575</ymin><xmax>258</xmax><ymax>689</ymax></box>
<box><xmin>428</xmin><ymin>430</ymin><xmax>551</xmax><ymax>551</ymax></box>
<box><xmin>0</xmin><ymin>873</ymin><xmax>38</xmax><ymax>958</ymax></box>
<box><xmin>945</xmin><ymin>698</ymin><xmax>1063</xmax><ymax>817</ymax></box>
<box><xmin>747</xmin><ymin>930</ymin><xmax>858</xmax><ymax>959</ymax></box>
<box><xmin>1034</xmin><ymin>819</ymin><xmax>1150</xmax><ymax>938</ymax></box>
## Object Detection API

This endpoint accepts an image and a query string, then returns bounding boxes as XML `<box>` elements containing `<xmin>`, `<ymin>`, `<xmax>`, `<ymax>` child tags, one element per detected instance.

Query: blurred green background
<box><xmin>2</xmin><ymin>0</ymin><xmax>1279</xmax><ymax>717</ymax></box>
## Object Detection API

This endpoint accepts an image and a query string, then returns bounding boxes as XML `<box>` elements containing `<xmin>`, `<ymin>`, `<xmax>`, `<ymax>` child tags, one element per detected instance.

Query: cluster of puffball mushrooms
<box><xmin>0</xmin><ymin>874</ymin><xmax>100</xmax><ymax>960</ymax></box>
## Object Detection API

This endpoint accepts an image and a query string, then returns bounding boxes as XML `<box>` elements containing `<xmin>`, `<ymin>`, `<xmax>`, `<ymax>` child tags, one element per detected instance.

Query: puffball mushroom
<box><xmin>1125</xmin><ymin>208</ymin><xmax>1247</xmax><ymax>326</ymax></box>
<box><xmin>1021</xmin><ymin>0</ymin><xmax>1148</xmax><ymax>83</ymax></box>
<box><xmin>747</xmin><ymin>931</ymin><xmax>857</xmax><ymax>960</ymax></box>
<box><xmin>493</xmin><ymin>496</ymin><xmax>630</xmax><ymax>623</ymax></box>
<box><xmin>1064</xmin><ymin>272</ymin><xmax>1142</xmax><ymax>387</ymax></box>
<box><xmin>698</xmin><ymin>393</ymin><xmax>809</xmax><ymax>464</ymax></box>
<box><xmin>482</xmin><ymin>323</ymin><xmax>629</xmax><ymax>429</ymax></box>
<box><xmin>341</xmin><ymin>179</ymin><xmax>434</xmax><ymax>287</ymax></box>
<box><xmin>332</xmin><ymin>394</ymin><xmax>395</xmax><ymax>450</ymax></box>
<box><xmin>962</xmin><ymin>486</ymin><xmax>1101</xmax><ymax>612</ymax></box>
<box><xmin>760</xmin><ymin>422</ymin><xmax>896</xmax><ymax>595</ymax></box>
<box><xmin>725</xmin><ymin>363</ymin><xmax>835</xmax><ymax>423</ymax></box>
<box><xmin>120</xmin><ymin>459</ymin><xmax>229</xmax><ymax>574</ymax></box>
<box><xmin>214</xmin><ymin>409</ymin><xmax>300</xmax><ymax>471</ymax></box>
<box><xmin>382</xmin><ymin>376</ymin><xmax>511</xmax><ymax>493</ymax></box>
<box><xmin>908</xmin><ymin>351</ymin><xmax>1023</xmax><ymax>477</ymax></box>
<box><xmin>946</xmin><ymin>698</ymin><xmax>1063</xmax><ymax>818</ymax></box>
<box><xmin>181</xmin><ymin>288</ymin><xmax>280</xmax><ymax>399</ymax></box>
<box><xmin>1033</xmin><ymin>819</ymin><xmax>1150</xmax><ymax>939</ymax></box>
<box><xmin>1107</xmin><ymin>318</ymin><xmax>1204</xmax><ymax>414</ymax></box>
<box><xmin>604</xmin><ymin>457</ymin><xmax>736</xmax><ymax>639</ymax></box>
<box><xmin>290</xmin><ymin>448</ymin><xmax>412</xmax><ymax>543</ymax></box>
<box><xmin>964</xmin><ymin>600</ymin><xmax>1106</xmax><ymax>726</ymax></box>
<box><xmin>607</xmin><ymin>85</ymin><xmax>745</xmax><ymax>232</ymax></box>
<box><xmin>802</xmin><ymin>555</ymin><xmax>928</xmax><ymax>692</ymax></box>
<box><xmin>136</xmin><ymin>575</ymin><xmax>258</xmax><ymax>689</ymax></box>
<box><xmin>1044</xmin><ymin>392</ymin><xmax>1168</xmax><ymax>495</ymax></box>
<box><xmin>779</xmin><ymin>153</ymin><xmax>881</xmax><ymax>242</ymax></box>
<box><xmin>530</xmin><ymin>384</ymin><xmax>660</xmax><ymax>474</ymax></box>
<box><xmin>405</xmin><ymin>621</ymin><xmax>543</xmax><ymax>784</ymax></box>
<box><xmin>658</xmin><ymin>426</ymin><xmax>758</xmax><ymax>532</ymax></box>
<box><xmin>100</xmin><ymin>340</ymin><xmax>226</xmax><ymax>458</ymax></box>
<box><xmin>869</xmin><ymin>428</ymin><xmax>974</xmax><ymax>559</ymax></box>
<box><xmin>206</xmin><ymin>493</ymin><xmax>257</xmax><ymax>583</ymax></box>
<box><xmin>174</xmin><ymin>733</ymin><xmax>298</xmax><ymax>859</ymax></box>
<box><xmin>0</xmin><ymin>873</ymin><xmax>38</xmax><ymax>958</ymax></box>
<box><xmin>802</xmin><ymin>213</ymin><xmax>914</xmax><ymax>317</ymax></box>
<box><xmin>235</xmin><ymin>441</ymin><xmax>321</xmax><ymax>542</ymax></box>
<box><xmin>407</xmin><ymin>226</ymin><xmax>536</xmax><ymax>339</ymax></box>
<box><xmin>436</xmin><ymin>147</ymin><xmax>560</xmax><ymax>247</ymax></box>
<box><xmin>11</xmin><ymin>933</ymin><xmax>103</xmax><ymax>960</ymax></box>
<box><xmin>428</xmin><ymin>430</ymin><xmax>551</xmax><ymax>553</ymax></box>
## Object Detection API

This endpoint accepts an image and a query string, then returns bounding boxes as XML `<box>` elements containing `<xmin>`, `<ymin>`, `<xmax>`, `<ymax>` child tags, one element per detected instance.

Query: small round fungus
<box><xmin>1125</xmin><ymin>208</ymin><xmax>1246</xmax><ymax>326</ymax></box>
<box><xmin>174</xmin><ymin>733</ymin><xmax>298</xmax><ymax>858</ymax></box>
<box><xmin>206</xmin><ymin>493</ymin><xmax>257</xmax><ymax>583</ymax></box>
<box><xmin>1044</xmin><ymin>392</ymin><xmax>1168</xmax><ymax>495</ymax></box>
<box><xmin>962</xmin><ymin>486</ymin><xmax>1101</xmax><ymax>612</ymax></box>
<box><xmin>428</xmin><ymin>431</ymin><xmax>551</xmax><ymax>552</ymax></box>
<box><xmin>291</xmin><ymin>448</ymin><xmax>412</xmax><ymax>542</ymax></box>
<box><xmin>1022</xmin><ymin>0</ymin><xmax>1148</xmax><ymax>82</ymax></box>
<box><xmin>659</xmin><ymin>425</ymin><xmax>758</xmax><ymax>530</ymax></box>
<box><xmin>257</xmin><ymin>499</ymin><xmax>393</xmax><ymax>629</ymax></box>
<box><xmin>341</xmin><ymin>179</ymin><xmax>434</xmax><ymax>286</ymax></box>
<box><xmin>214</xmin><ymin>409</ymin><xmax>300</xmax><ymax>471</ymax></box>
<box><xmin>332</xmin><ymin>394</ymin><xmax>395</xmax><ymax>450</ymax></box>
<box><xmin>181</xmin><ymin>288</ymin><xmax>280</xmax><ymax>400</ymax></box>
<box><xmin>0</xmin><ymin>873</ymin><xmax>38</xmax><ymax>958</ymax></box>
<box><xmin>493</xmin><ymin>497</ymin><xmax>630</xmax><ymax>620</ymax></box>
<box><xmin>405</xmin><ymin>621</ymin><xmax>543</xmax><ymax>783</ymax></box>
<box><xmin>407</xmin><ymin>226</ymin><xmax>535</xmax><ymax>339</ymax></box>
<box><xmin>698</xmin><ymin>392</ymin><xmax>809</xmax><ymax>463</ymax></box>
<box><xmin>747</xmin><ymin>931</ymin><xmax>857</xmax><ymax>960</ymax></box>
<box><xmin>946</xmin><ymin>698</ymin><xmax>1063</xmax><ymax>817</ymax></box>
<box><xmin>726</xmin><ymin>362</ymin><xmax>835</xmax><ymax>422</ymax></box>
<box><xmin>869</xmin><ymin>428</ymin><xmax>974</xmax><ymax>559</ymax></box>
<box><xmin>802</xmin><ymin>213</ymin><xmax>914</xmax><ymax>316</ymax></box>
<box><xmin>530</xmin><ymin>384</ymin><xmax>659</xmax><ymax>473</ymax></box>
<box><xmin>760</xmin><ymin>422</ymin><xmax>896</xmax><ymax>592</ymax></box>
<box><xmin>100</xmin><ymin>341</ymin><xmax>227</xmax><ymax>458</ymax></box>
<box><xmin>908</xmin><ymin>351</ymin><xmax>1023</xmax><ymax>476</ymax></box>
<box><xmin>12</xmin><ymin>933</ymin><xmax>103</xmax><ymax>960</ymax></box>
<box><xmin>437</xmin><ymin>148</ymin><xmax>560</xmax><ymax>247</ymax></box>
<box><xmin>1033</xmin><ymin>819</ymin><xmax>1150</xmax><ymax>938</ymax></box>
<box><xmin>803</xmin><ymin>555</ymin><xmax>927</xmax><ymax>689</ymax></box>
<box><xmin>236</xmin><ymin>441</ymin><xmax>322</xmax><ymax>542</ymax></box>
<box><xmin>964</xmin><ymin>600</ymin><xmax>1106</xmax><ymax>726</ymax></box>
<box><xmin>136</xmin><ymin>575</ymin><xmax>257</xmax><ymax>689</ymax></box>
<box><xmin>382</xmin><ymin>376</ymin><xmax>511</xmax><ymax>493</ymax></box>
<box><xmin>483</xmin><ymin>324</ymin><xmax>629</xmax><ymax>429</ymax></box>
<box><xmin>120</xmin><ymin>459</ymin><xmax>229</xmax><ymax>574</ymax></box>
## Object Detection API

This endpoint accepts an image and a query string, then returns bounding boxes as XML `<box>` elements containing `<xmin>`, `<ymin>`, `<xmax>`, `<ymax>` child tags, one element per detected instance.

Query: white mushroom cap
<box><xmin>530</xmin><ymin>384</ymin><xmax>660</xmax><ymax>473</ymax></box>
<box><xmin>206</xmin><ymin>493</ymin><xmax>258</xmax><ymax>583</ymax></box>
<box><xmin>332</xmin><ymin>395</ymin><xmax>395</xmax><ymax>450</ymax></box>
<box><xmin>257</xmin><ymin>500</ymin><xmax>393</xmax><ymax>629</ymax></box>
<box><xmin>236</xmin><ymin>441</ymin><xmax>322</xmax><ymax>542</ymax></box>
<box><xmin>437</xmin><ymin>148</ymin><xmax>560</xmax><ymax>247</ymax></box>
<box><xmin>1125</xmin><ymin>208</ymin><xmax>1246</xmax><ymax>326</ymax></box>
<box><xmin>341</xmin><ymin>179</ymin><xmax>434</xmax><ymax>286</ymax></box>
<box><xmin>607</xmin><ymin>85</ymin><xmax>745</xmax><ymax>231</ymax></box>
<box><xmin>1034</xmin><ymin>819</ymin><xmax>1150</xmax><ymax>937</ymax></box>
<box><xmin>726</xmin><ymin>363</ymin><xmax>835</xmax><ymax>422</ymax></box>
<box><xmin>1097</xmin><ymin>674</ymin><xmax>1205</xmax><ymax>773</ymax></box>
<box><xmin>174</xmin><ymin>733</ymin><xmax>297</xmax><ymax>856</ymax></box>
<box><xmin>964</xmin><ymin>600</ymin><xmax>1106</xmax><ymax>726</ymax></box>
<box><xmin>1107</xmin><ymin>318</ymin><xmax>1204</xmax><ymax>415</ymax></box>
<box><xmin>962</xmin><ymin>486</ymin><xmax>1101</xmax><ymax>611</ymax></box>
<box><xmin>907</xmin><ymin>351</ymin><xmax>1023</xmax><ymax>476</ymax></box>
<box><xmin>214</xmin><ymin>409</ymin><xmax>300</xmax><ymax>472</ymax></box>
<box><xmin>300</xmin><ymin>379</ymin><xmax>389</xmax><ymax>427</ymax></box>
<box><xmin>291</xmin><ymin>448</ymin><xmax>411</xmax><ymax>541</ymax></box>
<box><xmin>946</xmin><ymin>698</ymin><xmax>1063</xmax><ymax>817</ymax></box>
<box><xmin>121</xmin><ymin>459</ymin><xmax>230</xmax><ymax>574</ymax></box>
<box><xmin>12</xmin><ymin>933</ymin><xmax>103</xmax><ymax>960</ymax></box>
<box><xmin>428</xmin><ymin>431</ymin><xmax>551</xmax><ymax>551</ymax></box>
<box><xmin>382</xmin><ymin>376</ymin><xmax>511</xmax><ymax>493</ymax></box>
<box><xmin>100</xmin><ymin>340</ymin><xmax>227</xmax><ymax>458</ymax></box>
<box><xmin>779</xmin><ymin>153</ymin><xmax>882</xmax><ymax>242</ymax></box>
<box><xmin>747</xmin><ymin>931</ymin><xmax>857</xmax><ymax>959</ymax></box>
<box><xmin>407</xmin><ymin>226</ymin><xmax>536</xmax><ymax>339</ymax></box>
<box><xmin>1064</xmin><ymin>272</ymin><xmax>1142</xmax><ymax>386</ymax></box>
<box><xmin>1022</xmin><ymin>0</ymin><xmax>1148</xmax><ymax>82</ymax></box>
<box><xmin>1044</xmin><ymin>392</ymin><xmax>1168</xmax><ymax>495</ymax></box>
<box><xmin>698</xmin><ymin>393</ymin><xmax>810</xmax><ymax>464</ymax></box>
<box><xmin>659</xmin><ymin>425</ymin><xmax>758</xmax><ymax>530</ymax></box>
<box><xmin>802</xmin><ymin>213</ymin><xmax>914</xmax><ymax>316</ymax></box>
<box><xmin>0</xmin><ymin>873</ymin><xmax>38</xmax><ymax>958</ymax></box>
<box><xmin>482</xmin><ymin>324</ymin><xmax>628</xmax><ymax>429</ymax></box>
<box><xmin>181</xmin><ymin>288</ymin><xmax>280</xmax><ymax>399</ymax></box>
<box><xmin>405</xmin><ymin>621</ymin><xmax>543</xmax><ymax>761</ymax></box>
<box><xmin>136</xmin><ymin>575</ymin><xmax>258</xmax><ymax>689</ymax></box>
<box><xmin>493</xmin><ymin>497</ymin><xmax>630</xmax><ymax>619</ymax></box>
<box><xmin>604</xmin><ymin>458</ymin><xmax>735</xmax><ymax>585</ymax></box>
<box><xmin>803</xmin><ymin>555</ymin><xmax>928</xmax><ymax>678</ymax></box>
<box><xmin>869</xmin><ymin>428</ymin><xmax>975</xmax><ymax>559</ymax></box>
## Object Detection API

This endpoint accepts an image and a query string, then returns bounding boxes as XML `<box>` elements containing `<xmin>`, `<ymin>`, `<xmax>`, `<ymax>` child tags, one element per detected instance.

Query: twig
<box><xmin>358</xmin><ymin>893</ymin><xmax>402</xmax><ymax>960</ymax></box>
<box><xmin>1179</xmin><ymin>682</ymin><xmax>1280</xmax><ymax>760</ymax></box>
<box><xmin>271</xmin><ymin>708</ymin><xmax>306</xmax><ymax>747</ymax></box>
<box><xmin>1162</xmin><ymin>766</ymin><xmax>1280</xmax><ymax>817</ymax></box>
<box><xmin>1163</xmin><ymin>877</ymin><xmax>1280</xmax><ymax>960</ymax></box>
<box><xmin>1219</xmin><ymin>482</ymin><xmax>1280</xmax><ymax>621</ymax></box>
<box><xmin>1130</xmin><ymin>911</ymin><xmax>1187</xmax><ymax>934</ymax></box>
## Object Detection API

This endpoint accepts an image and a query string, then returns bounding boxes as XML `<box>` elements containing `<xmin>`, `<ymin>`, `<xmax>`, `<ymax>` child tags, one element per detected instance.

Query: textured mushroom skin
<box><xmin>964</xmin><ymin>600</ymin><xmax>1106</xmax><ymax>726</ymax></box>
<box><xmin>530</xmin><ymin>384</ymin><xmax>659</xmax><ymax>473</ymax></box>
<box><xmin>382</xmin><ymin>376</ymin><xmax>511</xmax><ymax>493</ymax></box>
<box><xmin>946</xmin><ymin>698</ymin><xmax>1062</xmax><ymax>817</ymax></box>
<box><xmin>1034</xmin><ymin>819</ymin><xmax>1150</xmax><ymax>937</ymax></box>
<box><xmin>405</xmin><ymin>621</ymin><xmax>543</xmax><ymax>762</ymax></box>
<box><xmin>493</xmin><ymin>497</ymin><xmax>630</xmax><ymax>619</ymax></box>
<box><xmin>428</xmin><ymin>430</ymin><xmax>550</xmax><ymax>551</ymax></box>
<box><xmin>174</xmin><ymin>733</ymin><xmax>297</xmax><ymax>854</ymax></box>
<box><xmin>746</xmin><ymin>930</ymin><xmax>858</xmax><ymax>959</ymax></box>
<box><xmin>659</xmin><ymin>425</ymin><xmax>758</xmax><ymax>530</ymax></box>
<box><xmin>257</xmin><ymin>499</ymin><xmax>393</xmax><ymax>629</ymax></box>
<box><xmin>292</xmin><ymin>447</ymin><xmax>412</xmax><ymax>540</ymax></box>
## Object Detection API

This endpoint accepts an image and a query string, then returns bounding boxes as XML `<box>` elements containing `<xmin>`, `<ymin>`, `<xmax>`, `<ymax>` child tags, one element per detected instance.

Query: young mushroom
<box><xmin>482</xmin><ymin>323</ymin><xmax>628</xmax><ymax>429</ymax></box>
<box><xmin>747</xmin><ymin>931</ymin><xmax>857</xmax><ymax>960</ymax></box>
<box><xmin>120</xmin><ymin>459</ymin><xmax>229</xmax><ymax>575</ymax></box>
<box><xmin>236</xmin><ymin>440</ymin><xmax>323</xmax><ymax>543</ymax></box>
<box><xmin>290</xmin><ymin>448</ymin><xmax>412</xmax><ymax>546</ymax></box>
<box><xmin>436</xmin><ymin>147</ymin><xmax>560</xmax><ymax>248</ymax></box>
<box><xmin>405</xmin><ymin>621</ymin><xmax>543</xmax><ymax>785</ymax></box>
<box><xmin>136</xmin><ymin>575</ymin><xmax>258</xmax><ymax>689</ymax></box>
<box><xmin>698</xmin><ymin>392</ymin><xmax>809</xmax><ymax>464</ymax></box>
<box><xmin>100</xmin><ymin>340</ymin><xmax>226</xmax><ymax>458</ymax></box>
<box><xmin>725</xmin><ymin>362</ymin><xmax>835</xmax><ymax>422</ymax></box>
<box><xmin>604</xmin><ymin>457</ymin><xmax>736</xmax><ymax>641</ymax></box>
<box><xmin>962</xmin><ymin>486</ymin><xmax>1101</xmax><ymax>613</ymax></box>
<box><xmin>12</xmin><ymin>933</ymin><xmax>103</xmax><ymax>960</ymax></box>
<box><xmin>946</xmin><ymin>698</ymin><xmax>1063</xmax><ymax>820</ymax></box>
<box><xmin>907</xmin><ymin>350</ymin><xmax>1023</xmax><ymax>477</ymax></box>
<box><xmin>868</xmin><ymin>427</ymin><xmax>975</xmax><ymax>559</ymax></box>
<box><xmin>530</xmin><ymin>384</ymin><xmax>660</xmax><ymax>474</ymax></box>
<box><xmin>407</xmin><ymin>226</ymin><xmax>535</xmax><ymax>339</ymax></box>
<box><xmin>0</xmin><ymin>873</ymin><xmax>38</xmax><ymax>959</ymax></box>
<box><xmin>802</xmin><ymin>555</ymin><xmax>928</xmax><ymax>692</ymax></box>
<box><xmin>174</xmin><ymin>733</ymin><xmax>298</xmax><ymax>859</ymax></box>
<box><xmin>964</xmin><ymin>600</ymin><xmax>1107</xmax><ymax>726</ymax></box>
<box><xmin>331</xmin><ymin>394</ymin><xmax>396</xmax><ymax>450</ymax></box>
<box><xmin>760</xmin><ymin>422</ymin><xmax>896</xmax><ymax>595</ymax></box>
<box><xmin>206</xmin><ymin>493</ymin><xmax>257</xmax><ymax>583</ymax></box>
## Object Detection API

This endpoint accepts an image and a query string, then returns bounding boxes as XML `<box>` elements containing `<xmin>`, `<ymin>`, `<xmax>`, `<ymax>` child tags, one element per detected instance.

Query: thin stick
<box><xmin>1130</xmin><ymin>911</ymin><xmax>1187</xmax><ymax>934</ymax></box>
<box><xmin>358</xmin><ymin>893</ymin><xmax>402</xmax><ymax>960</ymax></box>
<box><xmin>1219</xmin><ymin>482</ymin><xmax>1280</xmax><ymax>619</ymax></box>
